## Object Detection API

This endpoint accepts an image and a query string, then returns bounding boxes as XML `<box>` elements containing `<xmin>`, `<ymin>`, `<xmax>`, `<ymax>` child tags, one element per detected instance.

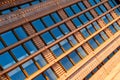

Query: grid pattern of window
<box><xmin>0</xmin><ymin>0</ymin><xmax>120</xmax><ymax>80</ymax></box>
<box><xmin>0</xmin><ymin>0</ymin><xmax>47</xmax><ymax>15</ymax></box>
<box><xmin>84</xmin><ymin>46</ymin><xmax>120</xmax><ymax>80</ymax></box>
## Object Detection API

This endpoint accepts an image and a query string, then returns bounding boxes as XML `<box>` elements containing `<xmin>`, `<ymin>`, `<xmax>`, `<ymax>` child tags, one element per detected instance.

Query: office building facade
<box><xmin>0</xmin><ymin>0</ymin><xmax>120</xmax><ymax>80</ymax></box>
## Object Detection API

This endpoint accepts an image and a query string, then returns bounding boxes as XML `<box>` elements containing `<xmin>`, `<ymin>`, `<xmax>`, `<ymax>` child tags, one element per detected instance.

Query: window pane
<box><xmin>88</xmin><ymin>0</ymin><xmax>96</xmax><ymax>6</ymax></box>
<box><xmin>51</xmin><ymin>12</ymin><xmax>61</xmax><ymax>23</ymax></box>
<box><xmin>34</xmin><ymin>74</ymin><xmax>46</xmax><ymax>80</ymax></box>
<box><xmin>69</xmin><ymin>51</ymin><xmax>81</xmax><ymax>63</ymax></box>
<box><xmin>50</xmin><ymin>44</ymin><xmax>63</xmax><ymax>57</ymax></box>
<box><xmin>1</xmin><ymin>9</ymin><xmax>11</xmax><ymax>15</ymax></box>
<box><xmin>71</xmin><ymin>4</ymin><xmax>81</xmax><ymax>13</ymax></box>
<box><xmin>11</xmin><ymin>45</ymin><xmax>28</xmax><ymax>61</ymax></box>
<box><xmin>34</xmin><ymin>54</ymin><xmax>46</xmax><ymax>67</ymax></box>
<box><xmin>85</xmin><ymin>12</ymin><xmax>94</xmax><ymax>20</ymax></box>
<box><xmin>32</xmin><ymin>19</ymin><xmax>45</xmax><ymax>32</ymax></box>
<box><xmin>95</xmin><ymin>7</ymin><xmax>103</xmax><ymax>15</ymax></box>
<box><xmin>93</xmin><ymin>22</ymin><xmax>100</xmax><ymax>30</ymax></box>
<box><xmin>1</xmin><ymin>31</ymin><xmax>18</xmax><ymax>46</ymax></box>
<box><xmin>60</xmin><ymin>39</ymin><xmax>71</xmax><ymax>51</ymax></box>
<box><xmin>94</xmin><ymin>35</ymin><xmax>104</xmax><ymax>44</ymax></box>
<box><xmin>68</xmin><ymin>36</ymin><xmax>77</xmax><ymax>45</ymax></box>
<box><xmin>79</xmin><ymin>14</ymin><xmax>89</xmax><ymax>24</ymax></box>
<box><xmin>72</xmin><ymin>17</ymin><xmax>82</xmax><ymax>27</ymax></box>
<box><xmin>87</xmin><ymin>24</ymin><xmax>96</xmax><ymax>34</ymax></box>
<box><xmin>51</xmin><ymin>28</ymin><xmax>63</xmax><ymax>39</ymax></box>
<box><xmin>24</xmin><ymin>40</ymin><xmax>38</xmax><ymax>54</ymax></box>
<box><xmin>77</xmin><ymin>47</ymin><xmax>87</xmax><ymax>57</ymax></box>
<box><xmin>88</xmin><ymin>39</ymin><xmax>98</xmax><ymax>49</ymax></box>
<box><xmin>59</xmin><ymin>24</ymin><xmax>70</xmax><ymax>34</ymax></box>
<box><xmin>8</xmin><ymin>67</ymin><xmax>25</xmax><ymax>80</ymax></box>
<box><xmin>42</xmin><ymin>15</ymin><xmax>54</xmax><ymax>27</ymax></box>
<box><xmin>0</xmin><ymin>52</ymin><xmax>15</xmax><ymax>69</ymax></box>
<box><xmin>78</xmin><ymin>2</ymin><xmax>86</xmax><ymax>10</ymax></box>
<box><xmin>41</xmin><ymin>32</ymin><xmax>55</xmax><ymax>44</ymax></box>
<box><xmin>20</xmin><ymin>3</ymin><xmax>30</xmax><ymax>8</ymax></box>
<box><xmin>80</xmin><ymin>28</ymin><xmax>90</xmax><ymax>38</ymax></box>
<box><xmin>99</xmin><ymin>5</ymin><xmax>107</xmax><ymax>12</ymax></box>
<box><xmin>64</xmin><ymin>7</ymin><xmax>74</xmax><ymax>17</ymax></box>
<box><xmin>102</xmin><ymin>16</ymin><xmax>109</xmax><ymax>24</ymax></box>
<box><xmin>60</xmin><ymin>57</ymin><xmax>73</xmax><ymax>70</ymax></box>
<box><xmin>109</xmin><ymin>25</ymin><xmax>117</xmax><ymax>34</ymax></box>
<box><xmin>113</xmin><ymin>22</ymin><xmax>120</xmax><ymax>30</ymax></box>
<box><xmin>100</xmin><ymin>31</ymin><xmax>108</xmax><ymax>40</ymax></box>
<box><xmin>14</xmin><ymin>27</ymin><xmax>27</xmax><ymax>40</ymax></box>
<box><xmin>22</xmin><ymin>60</ymin><xmax>38</xmax><ymax>75</ymax></box>
<box><xmin>0</xmin><ymin>41</ymin><xmax>4</xmax><ymax>50</ymax></box>
<box><xmin>44</xmin><ymin>68</ymin><xmax>57</xmax><ymax>80</ymax></box>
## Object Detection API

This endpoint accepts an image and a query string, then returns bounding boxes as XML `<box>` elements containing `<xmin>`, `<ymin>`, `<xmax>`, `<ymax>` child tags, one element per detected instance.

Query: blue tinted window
<box><xmin>88</xmin><ymin>39</ymin><xmax>98</xmax><ymax>49</ymax></box>
<box><xmin>113</xmin><ymin>22</ymin><xmax>120</xmax><ymax>30</ymax></box>
<box><xmin>79</xmin><ymin>14</ymin><xmax>89</xmax><ymax>24</ymax></box>
<box><xmin>106</xmin><ymin>14</ymin><xmax>113</xmax><ymax>21</ymax></box>
<box><xmin>60</xmin><ymin>57</ymin><xmax>73</xmax><ymax>70</ymax></box>
<box><xmin>50</xmin><ymin>44</ymin><xmax>63</xmax><ymax>57</ymax></box>
<box><xmin>72</xmin><ymin>17</ymin><xmax>82</xmax><ymax>27</ymax></box>
<box><xmin>8</xmin><ymin>67</ymin><xmax>26</xmax><ymax>80</ymax></box>
<box><xmin>93</xmin><ymin>22</ymin><xmax>100</xmax><ymax>30</ymax></box>
<box><xmin>24</xmin><ymin>40</ymin><xmax>38</xmax><ymax>54</ymax></box>
<box><xmin>78</xmin><ymin>2</ymin><xmax>86</xmax><ymax>10</ymax></box>
<box><xmin>114</xmin><ymin>9</ymin><xmax>120</xmax><ymax>15</ymax></box>
<box><xmin>0</xmin><ymin>41</ymin><xmax>4</xmax><ymax>50</ymax></box>
<box><xmin>100</xmin><ymin>31</ymin><xmax>108</xmax><ymax>40</ymax></box>
<box><xmin>20</xmin><ymin>3</ymin><xmax>30</xmax><ymax>8</ymax></box>
<box><xmin>42</xmin><ymin>15</ymin><xmax>54</xmax><ymax>27</ymax></box>
<box><xmin>64</xmin><ymin>7</ymin><xmax>74</xmax><ymax>17</ymax></box>
<box><xmin>14</xmin><ymin>27</ymin><xmax>27</xmax><ymax>40</ymax></box>
<box><xmin>95</xmin><ymin>0</ymin><xmax>101</xmax><ymax>3</ymax></box>
<box><xmin>95</xmin><ymin>7</ymin><xmax>103</xmax><ymax>15</ymax></box>
<box><xmin>94</xmin><ymin>35</ymin><xmax>104</xmax><ymax>44</ymax></box>
<box><xmin>1</xmin><ymin>31</ymin><xmax>18</xmax><ymax>46</ymax></box>
<box><xmin>44</xmin><ymin>68</ymin><xmax>57</xmax><ymax>80</ymax></box>
<box><xmin>11</xmin><ymin>7</ymin><xmax>19</xmax><ymax>11</ymax></box>
<box><xmin>34</xmin><ymin>54</ymin><xmax>46</xmax><ymax>67</ymax></box>
<box><xmin>68</xmin><ymin>36</ymin><xmax>77</xmax><ymax>45</ymax></box>
<box><xmin>102</xmin><ymin>16</ymin><xmax>109</xmax><ymax>24</ymax></box>
<box><xmin>51</xmin><ymin>28</ymin><xmax>63</xmax><ymax>39</ymax></box>
<box><xmin>1</xmin><ymin>9</ymin><xmax>11</xmax><ymax>14</ymax></box>
<box><xmin>31</xmin><ymin>1</ymin><xmax>40</xmax><ymax>5</ymax></box>
<box><xmin>41</xmin><ymin>32</ymin><xmax>55</xmax><ymax>44</ymax></box>
<box><xmin>108</xmin><ymin>0</ymin><xmax>115</xmax><ymax>8</ymax></box>
<box><xmin>60</xmin><ymin>39</ymin><xmax>71</xmax><ymax>51</ymax></box>
<box><xmin>80</xmin><ymin>28</ymin><xmax>90</xmax><ymax>38</ymax></box>
<box><xmin>34</xmin><ymin>74</ymin><xmax>45</xmax><ymax>80</ymax></box>
<box><xmin>109</xmin><ymin>25</ymin><xmax>117</xmax><ymax>34</ymax></box>
<box><xmin>51</xmin><ymin>12</ymin><xmax>61</xmax><ymax>23</ymax></box>
<box><xmin>22</xmin><ymin>60</ymin><xmax>38</xmax><ymax>75</ymax></box>
<box><xmin>87</xmin><ymin>24</ymin><xmax>96</xmax><ymax>34</ymax></box>
<box><xmin>88</xmin><ymin>0</ymin><xmax>96</xmax><ymax>6</ymax></box>
<box><xmin>0</xmin><ymin>52</ymin><xmax>15</xmax><ymax>69</ymax></box>
<box><xmin>69</xmin><ymin>51</ymin><xmax>81</xmax><ymax>63</ymax></box>
<box><xmin>11</xmin><ymin>45</ymin><xmax>28</xmax><ymax>61</ymax></box>
<box><xmin>71</xmin><ymin>4</ymin><xmax>81</xmax><ymax>13</ymax></box>
<box><xmin>32</xmin><ymin>19</ymin><xmax>45</xmax><ymax>32</ymax></box>
<box><xmin>85</xmin><ymin>12</ymin><xmax>94</xmax><ymax>20</ymax></box>
<box><xmin>77</xmin><ymin>47</ymin><xmax>87</xmax><ymax>57</ymax></box>
<box><xmin>99</xmin><ymin>5</ymin><xmax>107</xmax><ymax>12</ymax></box>
<box><xmin>59</xmin><ymin>24</ymin><xmax>70</xmax><ymax>34</ymax></box>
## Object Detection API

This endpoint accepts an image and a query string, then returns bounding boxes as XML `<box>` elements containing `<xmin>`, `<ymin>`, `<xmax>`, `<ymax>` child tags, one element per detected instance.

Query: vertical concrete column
<box><xmin>22</xmin><ymin>23</ymin><xmax>56</xmax><ymax>63</ymax></box>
